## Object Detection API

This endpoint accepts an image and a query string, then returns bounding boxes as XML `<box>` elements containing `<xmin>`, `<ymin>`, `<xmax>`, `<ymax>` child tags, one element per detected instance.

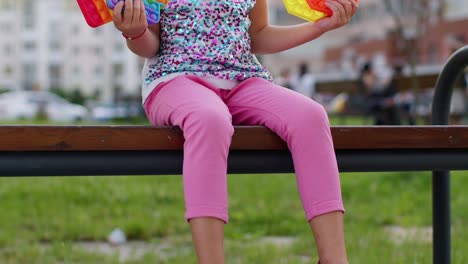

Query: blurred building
<box><xmin>263</xmin><ymin>0</ymin><xmax>468</xmax><ymax>80</ymax></box>
<box><xmin>0</xmin><ymin>0</ymin><xmax>141</xmax><ymax>102</ymax></box>
<box><xmin>1</xmin><ymin>0</ymin><xmax>466</xmax><ymax>100</ymax></box>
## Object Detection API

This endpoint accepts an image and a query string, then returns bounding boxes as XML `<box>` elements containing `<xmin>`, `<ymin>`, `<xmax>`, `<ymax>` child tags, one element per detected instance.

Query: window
<box><xmin>24</xmin><ymin>42</ymin><xmax>36</xmax><ymax>52</ymax></box>
<box><xmin>113</xmin><ymin>85</ymin><xmax>123</xmax><ymax>100</ymax></box>
<box><xmin>22</xmin><ymin>63</ymin><xmax>37</xmax><ymax>90</ymax></box>
<box><xmin>95</xmin><ymin>66</ymin><xmax>103</xmax><ymax>76</ymax></box>
<box><xmin>72</xmin><ymin>46</ymin><xmax>80</xmax><ymax>55</ymax></box>
<box><xmin>92</xmin><ymin>88</ymin><xmax>102</xmax><ymax>100</ymax></box>
<box><xmin>49</xmin><ymin>41</ymin><xmax>61</xmax><ymax>52</ymax></box>
<box><xmin>72</xmin><ymin>25</ymin><xmax>80</xmax><ymax>34</ymax></box>
<box><xmin>73</xmin><ymin>66</ymin><xmax>81</xmax><ymax>76</ymax></box>
<box><xmin>48</xmin><ymin>21</ymin><xmax>62</xmax><ymax>39</ymax></box>
<box><xmin>49</xmin><ymin>65</ymin><xmax>62</xmax><ymax>80</ymax></box>
<box><xmin>0</xmin><ymin>23</ymin><xmax>12</xmax><ymax>33</ymax></box>
<box><xmin>22</xmin><ymin>0</ymin><xmax>36</xmax><ymax>30</ymax></box>
<box><xmin>115</xmin><ymin>43</ymin><xmax>125</xmax><ymax>53</ymax></box>
<box><xmin>0</xmin><ymin>0</ymin><xmax>14</xmax><ymax>11</ymax></box>
<box><xmin>113</xmin><ymin>64</ymin><xmax>124</xmax><ymax>76</ymax></box>
<box><xmin>3</xmin><ymin>65</ymin><xmax>13</xmax><ymax>76</ymax></box>
<box><xmin>93</xmin><ymin>46</ymin><xmax>103</xmax><ymax>55</ymax></box>
<box><xmin>3</xmin><ymin>44</ymin><xmax>13</xmax><ymax>56</ymax></box>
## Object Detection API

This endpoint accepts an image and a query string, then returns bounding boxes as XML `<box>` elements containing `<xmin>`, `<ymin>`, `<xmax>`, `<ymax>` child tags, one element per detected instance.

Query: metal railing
<box><xmin>431</xmin><ymin>45</ymin><xmax>468</xmax><ymax>264</ymax></box>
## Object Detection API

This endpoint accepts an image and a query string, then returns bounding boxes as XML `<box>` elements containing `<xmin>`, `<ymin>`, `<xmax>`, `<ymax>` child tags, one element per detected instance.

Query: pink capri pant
<box><xmin>144</xmin><ymin>75</ymin><xmax>344</xmax><ymax>223</ymax></box>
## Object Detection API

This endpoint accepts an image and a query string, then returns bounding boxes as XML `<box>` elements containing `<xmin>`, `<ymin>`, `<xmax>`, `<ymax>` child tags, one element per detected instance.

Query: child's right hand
<box><xmin>112</xmin><ymin>0</ymin><xmax>148</xmax><ymax>38</ymax></box>
<box><xmin>314</xmin><ymin>0</ymin><xmax>358</xmax><ymax>32</ymax></box>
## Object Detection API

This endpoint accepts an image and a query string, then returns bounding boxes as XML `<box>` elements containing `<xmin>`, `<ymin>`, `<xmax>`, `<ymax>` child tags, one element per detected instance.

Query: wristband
<box><xmin>122</xmin><ymin>28</ymin><xmax>147</xmax><ymax>40</ymax></box>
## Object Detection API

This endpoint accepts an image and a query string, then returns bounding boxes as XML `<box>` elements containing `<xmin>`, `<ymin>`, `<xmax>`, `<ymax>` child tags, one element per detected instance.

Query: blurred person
<box><xmin>291</xmin><ymin>62</ymin><xmax>316</xmax><ymax>99</ymax></box>
<box><xmin>395</xmin><ymin>89</ymin><xmax>415</xmax><ymax>125</ymax></box>
<box><xmin>358</xmin><ymin>62</ymin><xmax>384</xmax><ymax>124</ymax></box>
<box><xmin>110</xmin><ymin>0</ymin><xmax>358</xmax><ymax>263</ymax></box>
<box><xmin>359</xmin><ymin>62</ymin><xmax>404</xmax><ymax>125</ymax></box>
<box><xmin>380</xmin><ymin>65</ymin><xmax>405</xmax><ymax>125</ymax></box>
<box><xmin>275</xmin><ymin>68</ymin><xmax>292</xmax><ymax>89</ymax></box>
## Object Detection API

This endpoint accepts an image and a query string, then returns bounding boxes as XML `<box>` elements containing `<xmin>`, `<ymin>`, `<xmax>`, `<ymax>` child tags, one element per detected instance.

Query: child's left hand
<box><xmin>314</xmin><ymin>0</ymin><xmax>358</xmax><ymax>32</ymax></box>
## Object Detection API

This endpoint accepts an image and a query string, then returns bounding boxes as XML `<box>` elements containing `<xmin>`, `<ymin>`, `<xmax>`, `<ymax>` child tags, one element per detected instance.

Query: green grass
<box><xmin>0</xmin><ymin>171</ymin><xmax>468</xmax><ymax>263</ymax></box>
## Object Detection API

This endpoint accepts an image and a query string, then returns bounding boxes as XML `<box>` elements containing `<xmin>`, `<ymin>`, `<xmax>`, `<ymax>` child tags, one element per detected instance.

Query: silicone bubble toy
<box><xmin>77</xmin><ymin>0</ymin><xmax>167</xmax><ymax>28</ymax></box>
<box><xmin>283</xmin><ymin>0</ymin><xmax>357</xmax><ymax>22</ymax></box>
<box><xmin>77</xmin><ymin>0</ymin><xmax>114</xmax><ymax>28</ymax></box>
<box><xmin>106</xmin><ymin>0</ymin><xmax>167</xmax><ymax>25</ymax></box>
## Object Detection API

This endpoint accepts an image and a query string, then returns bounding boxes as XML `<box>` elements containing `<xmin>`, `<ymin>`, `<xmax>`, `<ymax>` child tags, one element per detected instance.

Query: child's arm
<box><xmin>112</xmin><ymin>0</ymin><xmax>161</xmax><ymax>58</ymax></box>
<box><xmin>249</xmin><ymin>0</ymin><xmax>358</xmax><ymax>55</ymax></box>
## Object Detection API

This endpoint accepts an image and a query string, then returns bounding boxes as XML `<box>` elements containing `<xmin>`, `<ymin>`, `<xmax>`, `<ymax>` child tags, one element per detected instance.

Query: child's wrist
<box><xmin>122</xmin><ymin>28</ymin><xmax>147</xmax><ymax>40</ymax></box>
<box><xmin>306</xmin><ymin>22</ymin><xmax>328</xmax><ymax>37</ymax></box>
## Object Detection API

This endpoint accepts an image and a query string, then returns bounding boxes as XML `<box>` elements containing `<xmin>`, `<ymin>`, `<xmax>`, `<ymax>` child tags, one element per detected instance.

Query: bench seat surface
<box><xmin>0</xmin><ymin>126</ymin><xmax>467</xmax><ymax>151</ymax></box>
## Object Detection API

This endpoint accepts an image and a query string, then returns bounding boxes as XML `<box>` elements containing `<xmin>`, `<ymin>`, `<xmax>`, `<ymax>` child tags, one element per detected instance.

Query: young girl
<box><xmin>112</xmin><ymin>0</ymin><xmax>357</xmax><ymax>263</ymax></box>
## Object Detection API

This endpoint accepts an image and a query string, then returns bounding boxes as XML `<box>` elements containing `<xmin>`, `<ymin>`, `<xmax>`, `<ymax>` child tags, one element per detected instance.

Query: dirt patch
<box><xmin>70</xmin><ymin>235</ymin><xmax>299</xmax><ymax>262</ymax></box>
<box><xmin>73</xmin><ymin>240</ymin><xmax>192</xmax><ymax>262</ymax></box>
<box><xmin>257</xmin><ymin>236</ymin><xmax>297</xmax><ymax>247</ymax></box>
<box><xmin>385</xmin><ymin>226</ymin><xmax>432</xmax><ymax>244</ymax></box>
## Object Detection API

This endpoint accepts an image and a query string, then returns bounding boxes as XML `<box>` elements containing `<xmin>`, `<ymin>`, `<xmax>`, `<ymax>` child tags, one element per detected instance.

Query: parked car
<box><xmin>0</xmin><ymin>91</ymin><xmax>88</xmax><ymax>122</ymax></box>
<box><xmin>90</xmin><ymin>102</ymin><xmax>128</xmax><ymax>121</ymax></box>
<box><xmin>90</xmin><ymin>102</ymin><xmax>144</xmax><ymax>122</ymax></box>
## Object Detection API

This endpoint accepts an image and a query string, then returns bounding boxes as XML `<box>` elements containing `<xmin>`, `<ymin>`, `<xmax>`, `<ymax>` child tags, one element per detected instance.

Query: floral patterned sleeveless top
<box><xmin>142</xmin><ymin>0</ymin><xmax>273</xmax><ymax>102</ymax></box>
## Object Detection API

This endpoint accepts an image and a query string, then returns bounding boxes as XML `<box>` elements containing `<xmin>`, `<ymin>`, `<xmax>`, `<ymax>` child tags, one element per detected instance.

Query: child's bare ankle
<box><xmin>318</xmin><ymin>258</ymin><xmax>349</xmax><ymax>264</ymax></box>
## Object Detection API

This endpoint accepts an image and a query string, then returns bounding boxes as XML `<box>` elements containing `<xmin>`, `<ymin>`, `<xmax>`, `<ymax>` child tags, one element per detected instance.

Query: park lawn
<box><xmin>0</xmin><ymin>171</ymin><xmax>467</xmax><ymax>263</ymax></box>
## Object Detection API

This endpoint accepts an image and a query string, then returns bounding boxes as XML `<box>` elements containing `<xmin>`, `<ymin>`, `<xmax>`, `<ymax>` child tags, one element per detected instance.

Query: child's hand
<box><xmin>314</xmin><ymin>0</ymin><xmax>358</xmax><ymax>32</ymax></box>
<box><xmin>112</xmin><ymin>0</ymin><xmax>148</xmax><ymax>38</ymax></box>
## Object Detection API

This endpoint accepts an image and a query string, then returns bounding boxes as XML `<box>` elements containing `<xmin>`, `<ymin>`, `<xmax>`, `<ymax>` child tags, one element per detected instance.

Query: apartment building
<box><xmin>446</xmin><ymin>0</ymin><xmax>468</xmax><ymax>20</ymax></box>
<box><xmin>0</xmin><ymin>1</ymin><xmax>21</xmax><ymax>92</ymax></box>
<box><xmin>0</xmin><ymin>0</ymin><xmax>141</xmax><ymax>102</ymax></box>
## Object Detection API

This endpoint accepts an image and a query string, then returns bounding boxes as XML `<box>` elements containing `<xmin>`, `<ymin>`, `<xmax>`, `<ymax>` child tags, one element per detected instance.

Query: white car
<box><xmin>90</xmin><ymin>102</ymin><xmax>144</xmax><ymax>122</ymax></box>
<box><xmin>0</xmin><ymin>91</ymin><xmax>88</xmax><ymax>122</ymax></box>
<box><xmin>90</xmin><ymin>103</ymin><xmax>128</xmax><ymax>122</ymax></box>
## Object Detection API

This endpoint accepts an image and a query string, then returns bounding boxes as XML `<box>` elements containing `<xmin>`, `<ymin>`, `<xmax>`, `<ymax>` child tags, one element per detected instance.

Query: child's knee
<box><xmin>292</xmin><ymin>101</ymin><xmax>329</xmax><ymax>128</ymax></box>
<box><xmin>186</xmin><ymin>108</ymin><xmax>234</xmax><ymax>137</ymax></box>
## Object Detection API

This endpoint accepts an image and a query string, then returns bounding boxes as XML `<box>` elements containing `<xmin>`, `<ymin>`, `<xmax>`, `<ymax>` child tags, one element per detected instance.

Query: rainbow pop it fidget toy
<box><xmin>77</xmin><ymin>0</ymin><xmax>167</xmax><ymax>28</ymax></box>
<box><xmin>77</xmin><ymin>0</ymin><xmax>114</xmax><ymax>27</ymax></box>
<box><xmin>106</xmin><ymin>0</ymin><xmax>166</xmax><ymax>25</ymax></box>
<box><xmin>283</xmin><ymin>0</ymin><xmax>358</xmax><ymax>22</ymax></box>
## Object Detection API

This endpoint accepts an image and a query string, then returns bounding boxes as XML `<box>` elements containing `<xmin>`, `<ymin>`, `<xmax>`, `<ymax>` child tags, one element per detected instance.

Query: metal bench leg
<box><xmin>433</xmin><ymin>171</ymin><xmax>450</xmax><ymax>264</ymax></box>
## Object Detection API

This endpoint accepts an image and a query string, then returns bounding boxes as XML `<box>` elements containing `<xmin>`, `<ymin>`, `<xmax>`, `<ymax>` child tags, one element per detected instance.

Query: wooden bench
<box><xmin>0</xmin><ymin>125</ymin><xmax>467</xmax><ymax>176</ymax></box>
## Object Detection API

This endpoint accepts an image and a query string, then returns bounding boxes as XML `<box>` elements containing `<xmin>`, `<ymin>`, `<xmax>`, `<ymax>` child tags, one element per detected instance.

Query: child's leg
<box><xmin>225</xmin><ymin>78</ymin><xmax>347</xmax><ymax>263</ymax></box>
<box><xmin>144</xmin><ymin>76</ymin><xmax>232</xmax><ymax>264</ymax></box>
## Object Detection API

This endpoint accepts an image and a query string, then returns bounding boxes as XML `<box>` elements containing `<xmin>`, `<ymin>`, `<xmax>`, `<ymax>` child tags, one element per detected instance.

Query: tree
<box><xmin>382</xmin><ymin>0</ymin><xmax>446</xmax><ymax>92</ymax></box>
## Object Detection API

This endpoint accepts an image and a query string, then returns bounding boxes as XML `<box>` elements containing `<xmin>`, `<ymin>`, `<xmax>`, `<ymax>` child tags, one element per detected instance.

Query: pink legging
<box><xmin>144</xmin><ymin>75</ymin><xmax>344</xmax><ymax>223</ymax></box>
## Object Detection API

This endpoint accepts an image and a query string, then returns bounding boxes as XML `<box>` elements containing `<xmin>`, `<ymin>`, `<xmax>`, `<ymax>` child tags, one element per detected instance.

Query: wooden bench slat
<box><xmin>0</xmin><ymin>126</ymin><xmax>467</xmax><ymax>151</ymax></box>
<box><xmin>332</xmin><ymin>126</ymin><xmax>468</xmax><ymax>150</ymax></box>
